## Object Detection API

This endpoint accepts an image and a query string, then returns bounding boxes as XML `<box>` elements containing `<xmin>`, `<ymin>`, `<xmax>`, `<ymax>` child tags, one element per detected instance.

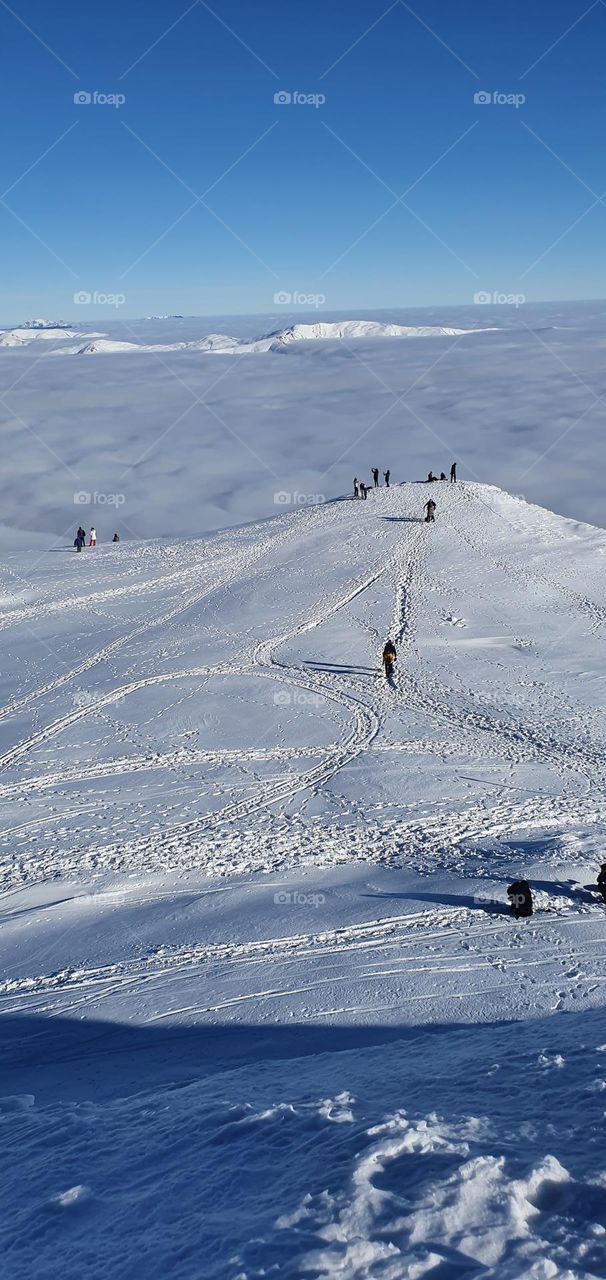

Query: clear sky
<box><xmin>1</xmin><ymin>0</ymin><xmax>605</xmax><ymax>319</ymax></box>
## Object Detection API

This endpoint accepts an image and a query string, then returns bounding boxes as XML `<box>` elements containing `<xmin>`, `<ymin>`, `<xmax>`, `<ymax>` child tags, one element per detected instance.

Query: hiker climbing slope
<box><xmin>382</xmin><ymin>639</ymin><xmax>396</xmax><ymax>679</ymax></box>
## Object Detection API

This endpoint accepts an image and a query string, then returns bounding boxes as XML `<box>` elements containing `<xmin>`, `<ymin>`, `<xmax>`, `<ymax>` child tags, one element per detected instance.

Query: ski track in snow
<box><xmin>3</xmin><ymin>482</ymin><xmax>606</xmax><ymax>882</ymax></box>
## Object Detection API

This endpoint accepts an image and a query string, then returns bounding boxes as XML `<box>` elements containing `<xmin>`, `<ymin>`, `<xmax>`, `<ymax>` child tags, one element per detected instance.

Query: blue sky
<box><xmin>1</xmin><ymin>0</ymin><xmax>605</xmax><ymax>319</ymax></box>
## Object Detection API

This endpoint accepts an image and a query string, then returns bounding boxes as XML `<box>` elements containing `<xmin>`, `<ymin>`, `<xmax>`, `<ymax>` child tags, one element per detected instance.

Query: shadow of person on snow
<box><xmin>363</xmin><ymin>891</ymin><xmax>508</xmax><ymax>916</ymax></box>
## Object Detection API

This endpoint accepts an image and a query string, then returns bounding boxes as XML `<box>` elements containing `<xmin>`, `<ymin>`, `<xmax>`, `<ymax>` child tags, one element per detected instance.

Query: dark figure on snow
<box><xmin>353</xmin><ymin>477</ymin><xmax>359</xmax><ymax>498</ymax></box>
<box><xmin>112</xmin><ymin>532</ymin><xmax>120</xmax><ymax>543</ymax></box>
<box><xmin>382</xmin><ymin>640</ymin><xmax>396</xmax><ymax>677</ymax></box>
<box><xmin>507</xmin><ymin>879</ymin><xmax>533</xmax><ymax>919</ymax></box>
<box><xmin>440</xmin><ymin>472</ymin><xmax>446</xmax><ymax>481</ymax></box>
<box><xmin>372</xmin><ymin>467</ymin><xmax>379</xmax><ymax>488</ymax></box>
<box><xmin>427</xmin><ymin>471</ymin><xmax>435</xmax><ymax>483</ymax></box>
<box><xmin>74</xmin><ymin>528</ymin><xmax>85</xmax><ymax>553</ymax></box>
<box><xmin>597</xmin><ymin>863</ymin><xmax>606</xmax><ymax>905</ymax></box>
<box><xmin>450</xmin><ymin>462</ymin><xmax>457</xmax><ymax>482</ymax></box>
<box><xmin>359</xmin><ymin>482</ymin><xmax>368</xmax><ymax>500</ymax></box>
<box><xmin>424</xmin><ymin>499</ymin><xmax>436</xmax><ymax>523</ymax></box>
<box><xmin>383</xmin><ymin>469</ymin><xmax>390</xmax><ymax>487</ymax></box>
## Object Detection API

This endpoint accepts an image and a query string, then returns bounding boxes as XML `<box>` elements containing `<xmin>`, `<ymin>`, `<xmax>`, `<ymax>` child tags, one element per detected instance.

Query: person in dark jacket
<box><xmin>597</xmin><ymin>863</ymin><xmax>606</xmax><ymax>904</ymax></box>
<box><xmin>440</xmin><ymin>472</ymin><xmax>446</xmax><ymax>481</ymax></box>
<box><xmin>359</xmin><ymin>482</ymin><xmax>368</xmax><ymax>499</ymax></box>
<box><xmin>424</xmin><ymin>499</ymin><xmax>436</xmax><ymax>523</ymax></box>
<box><xmin>112</xmin><ymin>532</ymin><xmax>120</xmax><ymax>543</ymax></box>
<box><xmin>450</xmin><ymin>462</ymin><xmax>457</xmax><ymax>482</ymax></box>
<box><xmin>382</xmin><ymin>639</ymin><xmax>396</xmax><ymax>677</ymax></box>
<box><xmin>372</xmin><ymin>467</ymin><xmax>379</xmax><ymax>488</ymax></box>
<box><xmin>74</xmin><ymin>527</ymin><xmax>86</xmax><ymax>552</ymax></box>
<box><xmin>353</xmin><ymin>477</ymin><xmax>359</xmax><ymax>498</ymax></box>
<box><xmin>427</xmin><ymin>471</ymin><xmax>435</xmax><ymax>483</ymax></box>
<box><xmin>383</xmin><ymin>469</ymin><xmax>390</xmax><ymax>487</ymax></box>
<box><xmin>507</xmin><ymin>879</ymin><xmax>533</xmax><ymax>919</ymax></box>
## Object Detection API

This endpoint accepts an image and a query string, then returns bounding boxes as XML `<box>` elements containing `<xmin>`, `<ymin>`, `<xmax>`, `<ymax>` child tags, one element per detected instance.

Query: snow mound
<box><xmin>0</xmin><ymin>328</ymin><xmax>80</xmax><ymax>347</ymax></box>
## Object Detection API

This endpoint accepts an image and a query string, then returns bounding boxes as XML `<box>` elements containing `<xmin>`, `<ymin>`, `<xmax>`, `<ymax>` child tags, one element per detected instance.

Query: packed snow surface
<box><xmin>0</xmin><ymin>480</ymin><xmax>605</xmax><ymax>1277</ymax></box>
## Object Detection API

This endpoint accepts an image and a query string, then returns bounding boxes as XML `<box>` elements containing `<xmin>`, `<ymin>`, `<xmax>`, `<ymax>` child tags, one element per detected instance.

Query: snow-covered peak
<box><xmin>19</xmin><ymin>318</ymin><xmax>72</xmax><ymax>329</ymax></box>
<box><xmin>0</xmin><ymin>327</ymin><xmax>80</xmax><ymax>347</ymax></box>
<box><xmin>267</xmin><ymin>319</ymin><xmax>482</xmax><ymax>346</ymax></box>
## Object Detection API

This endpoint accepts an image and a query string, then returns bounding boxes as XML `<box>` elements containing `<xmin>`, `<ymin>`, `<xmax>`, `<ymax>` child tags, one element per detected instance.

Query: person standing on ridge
<box><xmin>89</xmin><ymin>526</ymin><xmax>97</xmax><ymax>547</ymax></box>
<box><xmin>450</xmin><ymin>462</ymin><xmax>457</xmax><ymax>482</ymax></box>
<box><xmin>383</xmin><ymin>469</ymin><xmax>390</xmax><ymax>487</ymax></box>
<box><xmin>353</xmin><ymin>477</ymin><xmax>359</xmax><ymax>498</ymax></box>
<box><xmin>74</xmin><ymin>527</ymin><xmax>85</xmax><ymax>552</ymax></box>
<box><xmin>424</xmin><ymin>499</ymin><xmax>436</xmax><ymax>523</ymax></box>
<box><xmin>382</xmin><ymin>639</ymin><xmax>396</xmax><ymax>678</ymax></box>
<box><xmin>372</xmin><ymin>467</ymin><xmax>379</xmax><ymax>488</ymax></box>
<box><xmin>359</xmin><ymin>482</ymin><xmax>368</xmax><ymax>500</ymax></box>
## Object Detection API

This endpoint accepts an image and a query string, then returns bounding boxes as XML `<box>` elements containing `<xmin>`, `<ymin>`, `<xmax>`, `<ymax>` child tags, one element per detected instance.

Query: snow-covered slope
<box><xmin>0</xmin><ymin>326</ymin><xmax>104</xmax><ymax>347</ymax></box>
<box><xmin>0</xmin><ymin>481</ymin><xmax>605</xmax><ymax>1277</ymax></box>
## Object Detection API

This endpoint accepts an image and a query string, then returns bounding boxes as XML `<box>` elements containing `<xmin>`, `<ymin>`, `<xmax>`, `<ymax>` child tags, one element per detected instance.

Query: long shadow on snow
<box><xmin>0</xmin><ymin>1012</ymin><xmax>523</xmax><ymax>1106</ymax></box>
<box><xmin>380</xmin><ymin>515</ymin><xmax>425</xmax><ymax>523</ymax></box>
<box><xmin>364</xmin><ymin>890</ymin><xmax>508</xmax><ymax>915</ymax></box>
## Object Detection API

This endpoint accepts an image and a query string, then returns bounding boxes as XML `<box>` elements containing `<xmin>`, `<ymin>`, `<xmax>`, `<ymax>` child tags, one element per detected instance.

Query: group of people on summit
<box><xmin>428</xmin><ymin>463</ymin><xmax>457</xmax><ymax>484</ymax></box>
<box><xmin>353</xmin><ymin>468</ymin><xmax>390</xmax><ymax>499</ymax></box>
<box><xmin>74</xmin><ymin>526</ymin><xmax>119</xmax><ymax>551</ymax></box>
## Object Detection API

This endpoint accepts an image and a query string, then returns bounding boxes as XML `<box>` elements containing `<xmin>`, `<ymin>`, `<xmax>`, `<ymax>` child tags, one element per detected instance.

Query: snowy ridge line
<box><xmin>41</xmin><ymin>318</ymin><xmax>502</xmax><ymax>357</ymax></box>
<box><xmin>458</xmin><ymin>482</ymin><xmax>606</xmax><ymax>633</ymax></box>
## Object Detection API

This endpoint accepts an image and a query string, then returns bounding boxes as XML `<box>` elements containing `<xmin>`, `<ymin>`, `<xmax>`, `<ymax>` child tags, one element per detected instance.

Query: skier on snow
<box><xmin>424</xmin><ymin>499</ymin><xmax>436</xmax><ymax>523</ymax></box>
